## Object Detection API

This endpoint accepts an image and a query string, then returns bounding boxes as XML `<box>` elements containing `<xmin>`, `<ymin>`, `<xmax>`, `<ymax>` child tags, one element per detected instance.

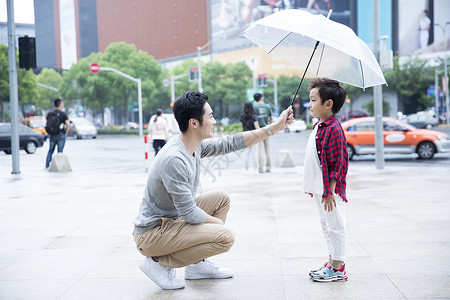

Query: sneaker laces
<box><xmin>164</xmin><ymin>266</ymin><xmax>176</xmax><ymax>282</ymax></box>
<box><xmin>203</xmin><ymin>259</ymin><xmax>219</xmax><ymax>272</ymax></box>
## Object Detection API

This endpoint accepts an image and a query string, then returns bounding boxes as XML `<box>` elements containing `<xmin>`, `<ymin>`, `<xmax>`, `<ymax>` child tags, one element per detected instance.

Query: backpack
<box><xmin>45</xmin><ymin>111</ymin><xmax>61</xmax><ymax>134</ymax></box>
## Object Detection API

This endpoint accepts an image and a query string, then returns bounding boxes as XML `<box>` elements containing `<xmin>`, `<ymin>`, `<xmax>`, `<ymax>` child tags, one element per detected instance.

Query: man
<box><xmin>45</xmin><ymin>99</ymin><xmax>70</xmax><ymax>169</ymax></box>
<box><xmin>419</xmin><ymin>10</ymin><xmax>431</xmax><ymax>50</ymax></box>
<box><xmin>133</xmin><ymin>91</ymin><xmax>293</xmax><ymax>290</ymax></box>
<box><xmin>253</xmin><ymin>92</ymin><xmax>273</xmax><ymax>173</ymax></box>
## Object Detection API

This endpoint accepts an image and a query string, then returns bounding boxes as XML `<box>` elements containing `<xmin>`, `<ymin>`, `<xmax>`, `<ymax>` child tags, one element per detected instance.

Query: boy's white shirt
<box><xmin>302</xmin><ymin>125</ymin><xmax>324</xmax><ymax>195</ymax></box>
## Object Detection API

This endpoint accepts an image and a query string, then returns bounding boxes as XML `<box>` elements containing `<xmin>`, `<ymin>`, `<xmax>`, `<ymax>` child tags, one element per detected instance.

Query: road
<box><xmin>1</xmin><ymin>126</ymin><xmax>450</xmax><ymax>178</ymax></box>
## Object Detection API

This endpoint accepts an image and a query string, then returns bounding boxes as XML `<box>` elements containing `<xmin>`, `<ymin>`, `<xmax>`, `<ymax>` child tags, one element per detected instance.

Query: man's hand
<box><xmin>205</xmin><ymin>215</ymin><xmax>224</xmax><ymax>225</ymax></box>
<box><xmin>321</xmin><ymin>194</ymin><xmax>336</xmax><ymax>212</ymax></box>
<box><xmin>272</xmin><ymin>106</ymin><xmax>294</xmax><ymax>133</ymax></box>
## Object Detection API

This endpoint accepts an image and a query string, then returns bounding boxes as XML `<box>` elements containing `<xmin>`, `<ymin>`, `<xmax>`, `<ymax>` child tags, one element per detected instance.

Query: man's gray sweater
<box><xmin>133</xmin><ymin>134</ymin><xmax>246</xmax><ymax>233</ymax></box>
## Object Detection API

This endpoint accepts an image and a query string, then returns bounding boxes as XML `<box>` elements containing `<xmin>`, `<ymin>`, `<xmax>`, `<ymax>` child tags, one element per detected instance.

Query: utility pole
<box><xmin>171</xmin><ymin>73</ymin><xmax>188</xmax><ymax>103</ymax></box>
<box><xmin>434</xmin><ymin>22</ymin><xmax>450</xmax><ymax>124</ymax></box>
<box><xmin>7</xmin><ymin>0</ymin><xmax>20</xmax><ymax>174</ymax></box>
<box><xmin>373</xmin><ymin>0</ymin><xmax>384</xmax><ymax>169</ymax></box>
<box><xmin>197</xmin><ymin>40</ymin><xmax>213</xmax><ymax>93</ymax></box>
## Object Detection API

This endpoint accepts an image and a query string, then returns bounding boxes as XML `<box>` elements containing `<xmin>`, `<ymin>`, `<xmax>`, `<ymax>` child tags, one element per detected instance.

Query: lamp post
<box><xmin>434</xmin><ymin>22</ymin><xmax>450</xmax><ymax>124</ymax></box>
<box><xmin>197</xmin><ymin>40</ymin><xmax>213</xmax><ymax>93</ymax></box>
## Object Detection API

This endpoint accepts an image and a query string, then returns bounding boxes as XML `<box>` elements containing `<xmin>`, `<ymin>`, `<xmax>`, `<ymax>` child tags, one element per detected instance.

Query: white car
<box><xmin>284</xmin><ymin>119</ymin><xmax>307</xmax><ymax>133</ymax></box>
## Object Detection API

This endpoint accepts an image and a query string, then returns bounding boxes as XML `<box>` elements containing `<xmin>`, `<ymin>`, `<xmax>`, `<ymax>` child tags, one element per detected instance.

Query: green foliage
<box><xmin>0</xmin><ymin>44</ymin><xmax>39</xmax><ymax>119</ymax></box>
<box><xmin>35</xmin><ymin>68</ymin><xmax>62</xmax><ymax>110</ymax></box>
<box><xmin>362</xmin><ymin>98</ymin><xmax>391</xmax><ymax>116</ymax></box>
<box><xmin>383</xmin><ymin>56</ymin><xmax>435</xmax><ymax>109</ymax></box>
<box><xmin>264</xmin><ymin>75</ymin><xmax>311</xmax><ymax>110</ymax></box>
<box><xmin>224</xmin><ymin>123</ymin><xmax>243</xmax><ymax>133</ymax></box>
<box><xmin>59</xmin><ymin>42</ymin><xmax>163</xmax><ymax>123</ymax></box>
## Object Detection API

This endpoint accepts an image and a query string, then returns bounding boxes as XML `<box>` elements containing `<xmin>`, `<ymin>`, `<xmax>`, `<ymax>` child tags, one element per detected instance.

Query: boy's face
<box><xmin>309</xmin><ymin>87</ymin><xmax>333</xmax><ymax>121</ymax></box>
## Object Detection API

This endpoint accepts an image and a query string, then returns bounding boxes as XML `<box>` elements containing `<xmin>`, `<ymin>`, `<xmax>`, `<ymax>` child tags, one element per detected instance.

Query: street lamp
<box><xmin>434</xmin><ymin>22</ymin><xmax>450</xmax><ymax>124</ymax></box>
<box><xmin>197</xmin><ymin>40</ymin><xmax>213</xmax><ymax>93</ymax></box>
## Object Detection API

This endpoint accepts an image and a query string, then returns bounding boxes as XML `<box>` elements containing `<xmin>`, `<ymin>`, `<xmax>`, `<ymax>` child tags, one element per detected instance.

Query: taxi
<box><xmin>341</xmin><ymin>117</ymin><xmax>450</xmax><ymax>160</ymax></box>
<box><xmin>21</xmin><ymin>116</ymin><xmax>47</xmax><ymax>136</ymax></box>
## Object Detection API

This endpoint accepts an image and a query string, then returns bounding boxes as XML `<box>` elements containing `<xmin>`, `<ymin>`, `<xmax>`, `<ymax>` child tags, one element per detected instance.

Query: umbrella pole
<box><xmin>290</xmin><ymin>41</ymin><xmax>320</xmax><ymax>107</ymax></box>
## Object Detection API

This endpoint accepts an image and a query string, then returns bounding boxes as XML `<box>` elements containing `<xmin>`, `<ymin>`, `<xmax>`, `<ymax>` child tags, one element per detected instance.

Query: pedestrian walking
<box><xmin>45</xmin><ymin>99</ymin><xmax>70</xmax><ymax>169</ymax></box>
<box><xmin>303</xmin><ymin>78</ymin><xmax>349</xmax><ymax>282</ymax></box>
<box><xmin>149</xmin><ymin>109</ymin><xmax>169</xmax><ymax>156</ymax></box>
<box><xmin>133</xmin><ymin>91</ymin><xmax>293</xmax><ymax>290</ymax></box>
<box><xmin>253</xmin><ymin>92</ymin><xmax>273</xmax><ymax>173</ymax></box>
<box><xmin>240</xmin><ymin>102</ymin><xmax>260</xmax><ymax>171</ymax></box>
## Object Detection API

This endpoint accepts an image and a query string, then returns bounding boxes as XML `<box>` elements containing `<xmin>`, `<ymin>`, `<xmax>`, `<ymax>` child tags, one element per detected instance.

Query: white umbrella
<box><xmin>242</xmin><ymin>9</ymin><xmax>386</xmax><ymax>104</ymax></box>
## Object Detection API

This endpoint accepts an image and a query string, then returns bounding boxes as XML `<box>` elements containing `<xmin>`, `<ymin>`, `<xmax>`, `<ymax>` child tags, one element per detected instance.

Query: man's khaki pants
<box><xmin>258</xmin><ymin>138</ymin><xmax>271</xmax><ymax>172</ymax></box>
<box><xmin>133</xmin><ymin>190</ymin><xmax>235</xmax><ymax>268</ymax></box>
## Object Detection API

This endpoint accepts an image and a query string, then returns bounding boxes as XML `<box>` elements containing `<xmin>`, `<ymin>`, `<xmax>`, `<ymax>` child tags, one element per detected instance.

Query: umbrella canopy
<box><xmin>242</xmin><ymin>9</ymin><xmax>386</xmax><ymax>89</ymax></box>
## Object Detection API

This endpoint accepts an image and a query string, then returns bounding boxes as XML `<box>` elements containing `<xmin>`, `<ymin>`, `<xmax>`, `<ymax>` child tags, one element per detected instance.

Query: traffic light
<box><xmin>19</xmin><ymin>36</ymin><xmax>36</xmax><ymax>70</ymax></box>
<box><xmin>189</xmin><ymin>67</ymin><xmax>195</xmax><ymax>81</ymax></box>
<box><xmin>257</xmin><ymin>73</ymin><xmax>268</xmax><ymax>87</ymax></box>
<box><xmin>189</xmin><ymin>66</ymin><xmax>198</xmax><ymax>82</ymax></box>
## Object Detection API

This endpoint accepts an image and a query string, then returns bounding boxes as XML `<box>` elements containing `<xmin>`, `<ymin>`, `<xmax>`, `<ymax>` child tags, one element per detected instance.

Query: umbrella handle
<box><xmin>289</xmin><ymin>40</ymin><xmax>320</xmax><ymax>107</ymax></box>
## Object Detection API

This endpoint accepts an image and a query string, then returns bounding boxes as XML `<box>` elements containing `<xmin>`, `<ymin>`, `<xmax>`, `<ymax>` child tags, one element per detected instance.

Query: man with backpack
<box><xmin>45</xmin><ymin>99</ymin><xmax>70</xmax><ymax>169</ymax></box>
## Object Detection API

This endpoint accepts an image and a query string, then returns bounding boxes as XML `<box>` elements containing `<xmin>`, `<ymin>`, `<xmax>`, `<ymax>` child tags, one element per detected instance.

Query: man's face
<box><xmin>199</xmin><ymin>102</ymin><xmax>216</xmax><ymax>139</ymax></box>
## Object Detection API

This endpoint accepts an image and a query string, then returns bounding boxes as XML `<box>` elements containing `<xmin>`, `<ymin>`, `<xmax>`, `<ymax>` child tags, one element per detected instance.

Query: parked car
<box><xmin>405</xmin><ymin>111</ymin><xmax>439</xmax><ymax>129</ymax></box>
<box><xmin>339</xmin><ymin>110</ymin><xmax>369</xmax><ymax>122</ymax></box>
<box><xmin>21</xmin><ymin>116</ymin><xmax>47</xmax><ymax>135</ymax></box>
<box><xmin>342</xmin><ymin>117</ymin><xmax>450</xmax><ymax>160</ymax></box>
<box><xmin>67</xmin><ymin>117</ymin><xmax>97</xmax><ymax>139</ymax></box>
<box><xmin>120</xmin><ymin>122</ymin><xmax>139</xmax><ymax>130</ymax></box>
<box><xmin>284</xmin><ymin>119</ymin><xmax>307</xmax><ymax>133</ymax></box>
<box><xmin>0</xmin><ymin>123</ymin><xmax>45</xmax><ymax>154</ymax></box>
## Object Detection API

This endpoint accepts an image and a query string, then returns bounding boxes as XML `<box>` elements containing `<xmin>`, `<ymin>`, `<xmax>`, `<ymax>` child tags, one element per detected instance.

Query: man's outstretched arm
<box><xmin>242</xmin><ymin>107</ymin><xmax>294</xmax><ymax>148</ymax></box>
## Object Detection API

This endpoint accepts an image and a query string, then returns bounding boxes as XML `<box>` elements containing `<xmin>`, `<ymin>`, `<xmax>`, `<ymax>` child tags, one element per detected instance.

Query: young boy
<box><xmin>303</xmin><ymin>78</ymin><xmax>349</xmax><ymax>282</ymax></box>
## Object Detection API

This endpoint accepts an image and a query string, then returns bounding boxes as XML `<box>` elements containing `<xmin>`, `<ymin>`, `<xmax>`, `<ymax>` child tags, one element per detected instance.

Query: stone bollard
<box><xmin>276</xmin><ymin>149</ymin><xmax>295</xmax><ymax>168</ymax></box>
<box><xmin>49</xmin><ymin>153</ymin><xmax>72</xmax><ymax>172</ymax></box>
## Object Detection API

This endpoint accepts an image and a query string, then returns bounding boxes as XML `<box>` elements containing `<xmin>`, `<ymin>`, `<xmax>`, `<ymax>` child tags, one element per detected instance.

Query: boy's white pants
<box><xmin>313</xmin><ymin>193</ymin><xmax>347</xmax><ymax>261</ymax></box>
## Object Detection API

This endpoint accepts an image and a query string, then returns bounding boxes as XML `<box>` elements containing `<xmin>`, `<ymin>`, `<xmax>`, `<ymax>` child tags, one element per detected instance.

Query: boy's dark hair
<box><xmin>308</xmin><ymin>78</ymin><xmax>347</xmax><ymax>114</ymax></box>
<box><xmin>173</xmin><ymin>91</ymin><xmax>208</xmax><ymax>133</ymax></box>
<box><xmin>54</xmin><ymin>98</ymin><xmax>63</xmax><ymax>108</ymax></box>
<box><xmin>253</xmin><ymin>93</ymin><xmax>263</xmax><ymax>102</ymax></box>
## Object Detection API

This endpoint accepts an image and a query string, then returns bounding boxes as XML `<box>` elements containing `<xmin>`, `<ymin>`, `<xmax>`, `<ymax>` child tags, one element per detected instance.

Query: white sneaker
<box><xmin>139</xmin><ymin>257</ymin><xmax>185</xmax><ymax>290</ymax></box>
<box><xmin>185</xmin><ymin>259</ymin><xmax>233</xmax><ymax>280</ymax></box>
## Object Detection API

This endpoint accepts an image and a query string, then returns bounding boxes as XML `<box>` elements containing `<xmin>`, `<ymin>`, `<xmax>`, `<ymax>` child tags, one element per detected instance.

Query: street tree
<box><xmin>0</xmin><ymin>44</ymin><xmax>39</xmax><ymax>121</ymax></box>
<box><xmin>60</xmin><ymin>42</ymin><xmax>162</xmax><ymax>125</ymax></box>
<box><xmin>384</xmin><ymin>56</ymin><xmax>434</xmax><ymax>113</ymax></box>
<box><xmin>35</xmin><ymin>68</ymin><xmax>63</xmax><ymax>111</ymax></box>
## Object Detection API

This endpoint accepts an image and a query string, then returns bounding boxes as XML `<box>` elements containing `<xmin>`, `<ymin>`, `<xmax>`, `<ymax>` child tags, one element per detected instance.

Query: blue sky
<box><xmin>0</xmin><ymin>0</ymin><xmax>35</xmax><ymax>24</ymax></box>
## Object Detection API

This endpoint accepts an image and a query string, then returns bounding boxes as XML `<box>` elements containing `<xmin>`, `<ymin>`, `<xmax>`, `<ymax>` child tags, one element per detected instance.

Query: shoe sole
<box><xmin>139</xmin><ymin>264</ymin><xmax>185</xmax><ymax>290</ymax></box>
<box><xmin>185</xmin><ymin>274</ymin><xmax>233</xmax><ymax>280</ymax></box>
<box><xmin>312</xmin><ymin>275</ymin><xmax>348</xmax><ymax>282</ymax></box>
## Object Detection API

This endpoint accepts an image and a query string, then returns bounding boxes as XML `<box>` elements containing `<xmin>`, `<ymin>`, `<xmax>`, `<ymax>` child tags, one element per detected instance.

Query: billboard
<box><xmin>398</xmin><ymin>0</ymin><xmax>450</xmax><ymax>56</ymax></box>
<box><xmin>210</xmin><ymin>0</ymin><xmax>354</xmax><ymax>53</ymax></box>
<box><xmin>59</xmin><ymin>0</ymin><xmax>77</xmax><ymax>70</ymax></box>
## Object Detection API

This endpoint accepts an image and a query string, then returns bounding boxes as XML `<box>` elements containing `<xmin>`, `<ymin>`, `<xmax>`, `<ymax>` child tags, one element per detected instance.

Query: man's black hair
<box><xmin>308</xmin><ymin>78</ymin><xmax>347</xmax><ymax>114</ymax></box>
<box><xmin>173</xmin><ymin>91</ymin><xmax>208</xmax><ymax>133</ymax></box>
<box><xmin>253</xmin><ymin>93</ymin><xmax>263</xmax><ymax>102</ymax></box>
<box><xmin>54</xmin><ymin>98</ymin><xmax>63</xmax><ymax>108</ymax></box>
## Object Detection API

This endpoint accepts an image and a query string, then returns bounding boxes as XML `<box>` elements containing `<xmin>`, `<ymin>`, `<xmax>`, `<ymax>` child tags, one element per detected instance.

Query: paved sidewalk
<box><xmin>1</xmin><ymin>156</ymin><xmax>449</xmax><ymax>299</ymax></box>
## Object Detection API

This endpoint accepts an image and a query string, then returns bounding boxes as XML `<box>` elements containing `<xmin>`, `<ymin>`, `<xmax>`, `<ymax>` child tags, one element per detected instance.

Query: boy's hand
<box><xmin>321</xmin><ymin>194</ymin><xmax>336</xmax><ymax>212</ymax></box>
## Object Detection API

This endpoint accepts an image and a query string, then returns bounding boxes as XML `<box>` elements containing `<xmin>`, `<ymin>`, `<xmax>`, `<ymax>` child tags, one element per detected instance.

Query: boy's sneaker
<box><xmin>311</xmin><ymin>263</ymin><xmax>348</xmax><ymax>282</ymax></box>
<box><xmin>139</xmin><ymin>257</ymin><xmax>185</xmax><ymax>290</ymax></box>
<box><xmin>185</xmin><ymin>259</ymin><xmax>233</xmax><ymax>280</ymax></box>
<box><xmin>309</xmin><ymin>261</ymin><xmax>328</xmax><ymax>277</ymax></box>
